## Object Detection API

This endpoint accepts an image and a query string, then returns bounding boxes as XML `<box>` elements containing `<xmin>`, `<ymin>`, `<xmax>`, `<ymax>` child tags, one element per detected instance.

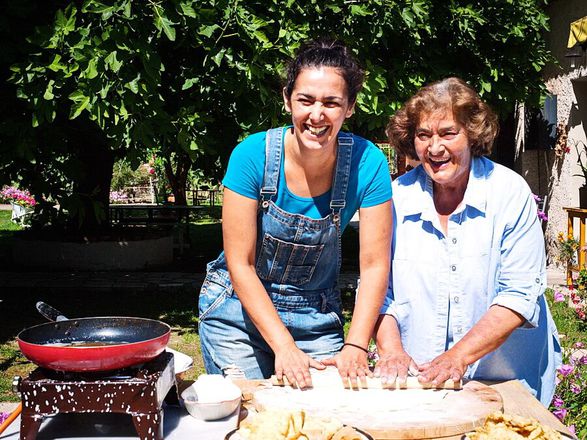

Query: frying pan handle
<box><xmin>36</xmin><ymin>301</ymin><xmax>69</xmax><ymax>322</ymax></box>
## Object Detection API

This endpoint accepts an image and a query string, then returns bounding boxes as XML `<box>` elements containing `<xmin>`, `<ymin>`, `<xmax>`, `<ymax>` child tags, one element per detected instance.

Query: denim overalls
<box><xmin>198</xmin><ymin>127</ymin><xmax>353</xmax><ymax>379</ymax></box>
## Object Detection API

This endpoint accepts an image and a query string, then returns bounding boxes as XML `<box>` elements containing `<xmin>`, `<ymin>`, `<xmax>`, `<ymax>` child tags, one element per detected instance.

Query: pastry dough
<box><xmin>237</xmin><ymin>409</ymin><xmax>363</xmax><ymax>440</ymax></box>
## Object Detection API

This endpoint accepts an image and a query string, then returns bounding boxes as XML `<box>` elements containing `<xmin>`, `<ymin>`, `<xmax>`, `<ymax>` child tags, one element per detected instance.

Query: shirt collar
<box><xmin>399</xmin><ymin>157</ymin><xmax>488</xmax><ymax>217</ymax></box>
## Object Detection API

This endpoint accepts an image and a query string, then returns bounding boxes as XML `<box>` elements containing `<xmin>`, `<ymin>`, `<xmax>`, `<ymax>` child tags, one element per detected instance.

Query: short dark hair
<box><xmin>386</xmin><ymin>77</ymin><xmax>499</xmax><ymax>160</ymax></box>
<box><xmin>284</xmin><ymin>38</ymin><xmax>365</xmax><ymax>104</ymax></box>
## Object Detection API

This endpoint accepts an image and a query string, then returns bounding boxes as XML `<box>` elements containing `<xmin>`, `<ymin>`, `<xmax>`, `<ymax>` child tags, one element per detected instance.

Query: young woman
<box><xmin>198</xmin><ymin>39</ymin><xmax>392</xmax><ymax>387</ymax></box>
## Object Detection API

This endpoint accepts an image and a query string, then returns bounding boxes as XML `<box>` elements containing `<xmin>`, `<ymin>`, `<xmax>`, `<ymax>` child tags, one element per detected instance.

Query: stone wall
<box><xmin>516</xmin><ymin>0</ymin><xmax>587</xmax><ymax>264</ymax></box>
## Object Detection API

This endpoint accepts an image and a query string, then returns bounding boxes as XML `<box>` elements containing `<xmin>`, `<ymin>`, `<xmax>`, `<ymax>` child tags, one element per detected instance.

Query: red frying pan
<box><xmin>17</xmin><ymin>302</ymin><xmax>171</xmax><ymax>372</ymax></box>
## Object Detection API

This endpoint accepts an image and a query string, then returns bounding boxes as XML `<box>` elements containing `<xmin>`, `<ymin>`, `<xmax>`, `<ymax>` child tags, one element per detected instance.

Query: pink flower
<box><xmin>537</xmin><ymin>210</ymin><xmax>548</xmax><ymax>221</ymax></box>
<box><xmin>569</xmin><ymin>425</ymin><xmax>576</xmax><ymax>435</ymax></box>
<box><xmin>571</xmin><ymin>384</ymin><xmax>581</xmax><ymax>394</ymax></box>
<box><xmin>553</xmin><ymin>408</ymin><xmax>567</xmax><ymax>421</ymax></box>
<box><xmin>552</xmin><ymin>396</ymin><xmax>564</xmax><ymax>408</ymax></box>
<box><xmin>573</xmin><ymin>342</ymin><xmax>584</xmax><ymax>349</ymax></box>
<box><xmin>148</xmin><ymin>167</ymin><xmax>155</xmax><ymax>175</ymax></box>
<box><xmin>558</xmin><ymin>364</ymin><xmax>574</xmax><ymax>376</ymax></box>
<box><xmin>0</xmin><ymin>412</ymin><xmax>8</xmax><ymax>424</ymax></box>
<box><xmin>553</xmin><ymin>291</ymin><xmax>565</xmax><ymax>302</ymax></box>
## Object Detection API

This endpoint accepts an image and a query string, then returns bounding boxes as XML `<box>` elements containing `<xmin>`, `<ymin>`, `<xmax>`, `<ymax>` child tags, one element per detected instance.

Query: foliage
<box><xmin>577</xmin><ymin>268</ymin><xmax>587</xmax><ymax>292</ymax></box>
<box><xmin>550</xmin><ymin>347</ymin><xmax>587</xmax><ymax>438</ymax></box>
<box><xmin>0</xmin><ymin>186</ymin><xmax>36</xmax><ymax>208</ymax></box>
<box><xmin>546</xmin><ymin>288</ymin><xmax>587</xmax><ymax>438</ymax></box>
<box><xmin>555</xmin><ymin>232</ymin><xmax>580</xmax><ymax>268</ymax></box>
<box><xmin>111</xmin><ymin>160</ymin><xmax>153</xmax><ymax>191</ymax></box>
<box><xmin>1</xmin><ymin>0</ymin><xmax>553</xmax><ymax>231</ymax></box>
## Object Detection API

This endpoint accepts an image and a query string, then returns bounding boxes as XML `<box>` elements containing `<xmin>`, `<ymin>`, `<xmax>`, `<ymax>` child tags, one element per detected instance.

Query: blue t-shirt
<box><xmin>222</xmin><ymin>129</ymin><xmax>392</xmax><ymax>230</ymax></box>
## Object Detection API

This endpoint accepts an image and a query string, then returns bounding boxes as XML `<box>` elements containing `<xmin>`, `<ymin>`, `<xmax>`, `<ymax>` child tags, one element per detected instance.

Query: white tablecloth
<box><xmin>1</xmin><ymin>403</ymin><xmax>240</xmax><ymax>440</ymax></box>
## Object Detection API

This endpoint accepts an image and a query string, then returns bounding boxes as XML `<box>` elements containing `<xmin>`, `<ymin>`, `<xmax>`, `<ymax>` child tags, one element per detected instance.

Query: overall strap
<box><xmin>260</xmin><ymin>127</ymin><xmax>284</xmax><ymax>204</ymax></box>
<box><xmin>330</xmin><ymin>132</ymin><xmax>354</xmax><ymax>215</ymax></box>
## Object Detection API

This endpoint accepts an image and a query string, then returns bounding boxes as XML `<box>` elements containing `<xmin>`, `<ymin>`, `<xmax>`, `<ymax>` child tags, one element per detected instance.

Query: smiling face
<box><xmin>283</xmin><ymin>66</ymin><xmax>355</xmax><ymax>153</ymax></box>
<box><xmin>414</xmin><ymin>111</ymin><xmax>472</xmax><ymax>192</ymax></box>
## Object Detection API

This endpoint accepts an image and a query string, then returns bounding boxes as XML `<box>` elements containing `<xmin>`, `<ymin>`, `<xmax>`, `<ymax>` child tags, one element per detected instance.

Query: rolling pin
<box><xmin>270</xmin><ymin>366</ymin><xmax>462</xmax><ymax>390</ymax></box>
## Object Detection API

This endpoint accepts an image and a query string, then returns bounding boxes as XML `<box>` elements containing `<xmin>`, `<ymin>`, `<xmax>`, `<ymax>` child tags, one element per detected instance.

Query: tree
<box><xmin>2</xmin><ymin>0</ymin><xmax>552</xmax><ymax>233</ymax></box>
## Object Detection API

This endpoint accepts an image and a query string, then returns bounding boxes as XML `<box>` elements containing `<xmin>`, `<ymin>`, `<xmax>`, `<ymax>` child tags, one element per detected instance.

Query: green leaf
<box><xmin>43</xmin><ymin>80</ymin><xmax>55</xmax><ymax>100</ymax></box>
<box><xmin>253</xmin><ymin>30</ymin><xmax>269</xmax><ymax>44</ymax></box>
<box><xmin>350</xmin><ymin>5</ymin><xmax>370</xmax><ymax>16</ymax></box>
<box><xmin>182</xmin><ymin>78</ymin><xmax>197</xmax><ymax>90</ymax></box>
<box><xmin>199</xmin><ymin>24</ymin><xmax>220</xmax><ymax>38</ymax></box>
<box><xmin>180</xmin><ymin>2</ymin><xmax>197</xmax><ymax>18</ymax></box>
<box><xmin>155</xmin><ymin>15</ymin><xmax>176</xmax><ymax>41</ymax></box>
<box><xmin>82</xmin><ymin>0</ymin><xmax>114</xmax><ymax>14</ymax></box>
<box><xmin>212</xmin><ymin>49</ymin><xmax>226</xmax><ymax>67</ymax></box>
<box><xmin>125</xmin><ymin>77</ymin><xmax>139</xmax><ymax>93</ymax></box>
<box><xmin>47</xmin><ymin>54</ymin><xmax>65</xmax><ymax>72</ymax></box>
<box><xmin>122</xmin><ymin>1</ymin><xmax>131</xmax><ymax>18</ymax></box>
<box><xmin>84</xmin><ymin>58</ymin><xmax>98</xmax><ymax>79</ymax></box>
<box><xmin>105</xmin><ymin>51</ymin><xmax>123</xmax><ymax>72</ymax></box>
<box><xmin>69</xmin><ymin>94</ymin><xmax>90</xmax><ymax>119</ymax></box>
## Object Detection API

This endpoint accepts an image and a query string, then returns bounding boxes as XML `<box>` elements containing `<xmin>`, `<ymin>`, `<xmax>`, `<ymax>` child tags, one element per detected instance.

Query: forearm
<box><xmin>228</xmin><ymin>263</ymin><xmax>295</xmax><ymax>352</ymax></box>
<box><xmin>346</xmin><ymin>265</ymin><xmax>389</xmax><ymax>348</ymax></box>
<box><xmin>348</xmin><ymin>201</ymin><xmax>392</xmax><ymax>348</ymax></box>
<box><xmin>374</xmin><ymin>313</ymin><xmax>404</xmax><ymax>353</ymax></box>
<box><xmin>449</xmin><ymin>305</ymin><xmax>525</xmax><ymax>365</ymax></box>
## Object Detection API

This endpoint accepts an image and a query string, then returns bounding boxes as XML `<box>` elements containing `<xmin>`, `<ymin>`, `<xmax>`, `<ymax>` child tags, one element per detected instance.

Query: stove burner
<box><xmin>18</xmin><ymin>352</ymin><xmax>177</xmax><ymax>440</ymax></box>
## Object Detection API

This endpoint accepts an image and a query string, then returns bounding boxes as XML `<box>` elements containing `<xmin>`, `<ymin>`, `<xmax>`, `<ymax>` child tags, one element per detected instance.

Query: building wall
<box><xmin>517</xmin><ymin>0</ymin><xmax>587</xmax><ymax>265</ymax></box>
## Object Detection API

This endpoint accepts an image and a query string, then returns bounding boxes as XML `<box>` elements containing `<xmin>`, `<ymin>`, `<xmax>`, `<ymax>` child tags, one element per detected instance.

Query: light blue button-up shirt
<box><xmin>381</xmin><ymin>157</ymin><xmax>561</xmax><ymax>406</ymax></box>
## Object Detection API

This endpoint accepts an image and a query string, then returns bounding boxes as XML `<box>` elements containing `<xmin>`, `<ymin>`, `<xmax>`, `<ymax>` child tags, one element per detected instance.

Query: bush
<box><xmin>111</xmin><ymin>160</ymin><xmax>154</xmax><ymax>191</ymax></box>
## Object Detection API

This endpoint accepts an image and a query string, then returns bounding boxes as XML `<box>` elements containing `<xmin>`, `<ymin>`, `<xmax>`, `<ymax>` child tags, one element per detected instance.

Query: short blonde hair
<box><xmin>386</xmin><ymin>77</ymin><xmax>499</xmax><ymax>160</ymax></box>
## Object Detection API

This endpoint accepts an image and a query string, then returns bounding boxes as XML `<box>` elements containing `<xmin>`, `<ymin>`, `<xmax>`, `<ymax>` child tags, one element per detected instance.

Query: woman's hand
<box><xmin>373</xmin><ymin>349</ymin><xmax>418</xmax><ymax>385</ymax></box>
<box><xmin>417</xmin><ymin>350</ymin><xmax>467</xmax><ymax>385</ymax></box>
<box><xmin>322</xmin><ymin>345</ymin><xmax>372</xmax><ymax>388</ymax></box>
<box><xmin>274</xmin><ymin>342</ymin><xmax>325</xmax><ymax>389</ymax></box>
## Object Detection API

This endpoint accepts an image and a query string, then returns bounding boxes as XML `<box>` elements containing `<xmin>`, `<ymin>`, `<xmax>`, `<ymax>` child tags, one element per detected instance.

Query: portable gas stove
<box><xmin>13</xmin><ymin>351</ymin><xmax>177</xmax><ymax>440</ymax></box>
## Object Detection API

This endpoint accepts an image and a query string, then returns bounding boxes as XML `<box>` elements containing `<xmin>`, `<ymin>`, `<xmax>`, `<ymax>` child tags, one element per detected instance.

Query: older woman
<box><xmin>374</xmin><ymin>77</ymin><xmax>561</xmax><ymax>406</ymax></box>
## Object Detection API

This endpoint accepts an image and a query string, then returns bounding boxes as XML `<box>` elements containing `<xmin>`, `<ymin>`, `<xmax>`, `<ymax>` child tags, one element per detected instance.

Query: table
<box><xmin>1</xmin><ymin>404</ymin><xmax>240</xmax><ymax>440</ymax></box>
<box><xmin>109</xmin><ymin>204</ymin><xmax>204</xmax><ymax>252</ymax></box>
<box><xmin>563</xmin><ymin>207</ymin><xmax>587</xmax><ymax>285</ymax></box>
<box><xmin>2</xmin><ymin>380</ymin><xmax>574</xmax><ymax>440</ymax></box>
<box><xmin>235</xmin><ymin>379</ymin><xmax>574</xmax><ymax>440</ymax></box>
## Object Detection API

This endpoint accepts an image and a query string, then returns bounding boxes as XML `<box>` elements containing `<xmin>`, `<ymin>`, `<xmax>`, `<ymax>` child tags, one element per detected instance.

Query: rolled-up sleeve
<box><xmin>491</xmin><ymin>191</ymin><xmax>545</xmax><ymax>327</ymax></box>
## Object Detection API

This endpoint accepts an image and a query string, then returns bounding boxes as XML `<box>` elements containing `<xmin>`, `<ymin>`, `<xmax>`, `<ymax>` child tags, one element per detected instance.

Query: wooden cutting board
<box><xmin>251</xmin><ymin>369</ymin><xmax>503</xmax><ymax>439</ymax></box>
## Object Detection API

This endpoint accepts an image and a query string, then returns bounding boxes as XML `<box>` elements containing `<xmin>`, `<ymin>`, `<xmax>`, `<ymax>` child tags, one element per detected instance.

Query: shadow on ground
<box><xmin>0</xmin><ymin>221</ymin><xmax>360</xmax><ymax>344</ymax></box>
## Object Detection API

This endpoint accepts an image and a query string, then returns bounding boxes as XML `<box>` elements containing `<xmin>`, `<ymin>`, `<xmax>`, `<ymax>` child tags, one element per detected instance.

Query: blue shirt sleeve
<box><xmin>221</xmin><ymin>132</ymin><xmax>266</xmax><ymax>201</ymax></box>
<box><xmin>490</xmin><ymin>188</ymin><xmax>544</xmax><ymax>327</ymax></box>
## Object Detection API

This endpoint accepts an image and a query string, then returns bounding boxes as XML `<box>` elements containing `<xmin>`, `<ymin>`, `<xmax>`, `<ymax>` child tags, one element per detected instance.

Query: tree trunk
<box><xmin>164</xmin><ymin>151</ymin><xmax>191</xmax><ymax>206</ymax></box>
<box><xmin>68</xmin><ymin>119</ymin><xmax>115</xmax><ymax>234</ymax></box>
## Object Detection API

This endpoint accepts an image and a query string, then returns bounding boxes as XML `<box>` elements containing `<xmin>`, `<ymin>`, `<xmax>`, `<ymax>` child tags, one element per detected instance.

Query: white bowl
<box><xmin>181</xmin><ymin>383</ymin><xmax>241</xmax><ymax>421</ymax></box>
